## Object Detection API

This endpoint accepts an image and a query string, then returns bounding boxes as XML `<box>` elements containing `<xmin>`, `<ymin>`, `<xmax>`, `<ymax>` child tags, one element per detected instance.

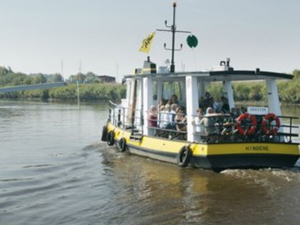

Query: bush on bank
<box><xmin>48</xmin><ymin>83</ymin><xmax>126</xmax><ymax>101</ymax></box>
<box><xmin>0</xmin><ymin>83</ymin><xmax>126</xmax><ymax>102</ymax></box>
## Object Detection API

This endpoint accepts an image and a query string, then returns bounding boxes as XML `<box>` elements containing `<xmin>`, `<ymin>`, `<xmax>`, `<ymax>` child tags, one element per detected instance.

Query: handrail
<box><xmin>108</xmin><ymin>101</ymin><xmax>299</xmax><ymax>143</ymax></box>
<box><xmin>190</xmin><ymin>114</ymin><xmax>299</xmax><ymax>144</ymax></box>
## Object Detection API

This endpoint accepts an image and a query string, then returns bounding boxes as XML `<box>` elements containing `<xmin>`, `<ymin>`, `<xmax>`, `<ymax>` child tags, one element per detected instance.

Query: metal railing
<box><xmin>109</xmin><ymin>101</ymin><xmax>143</xmax><ymax>135</ymax></box>
<box><xmin>108</xmin><ymin>101</ymin><xmax>299</xmax><ymax>144</ymax></box>
<box><xmin>108</xmin><ymin>101</ymin><xmax>187</xmax><ymax>139</ymax></box>
<box><xmin>147</xmin><ymin>111</ymin><xmax>187</xmax><ymax>140</ymax></box>
<box><xmin>191</xmin><ymin>114</ymin><xmax>299</xmax><ymax>144</ymax></box>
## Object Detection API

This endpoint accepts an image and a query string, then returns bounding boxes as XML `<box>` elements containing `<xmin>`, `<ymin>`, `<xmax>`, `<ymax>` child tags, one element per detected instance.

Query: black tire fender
<box><xmin>101</xmin><ymin>125</ymin><xmax>108</xmax><ymax>142</ymax></box>
<box><xmin>118</xmin><ymin>138</ymin><xmax>127</xmax><ymax>152</ymax></box>
<box><xmin>177</xmin><ymin>145</ymin><xmax>192</xmax><ymax>167</ymax></box>
<box><xmin>106</xmin><ymin>131</ymin><xmax>115</xmax><ymax>146</ymax></box>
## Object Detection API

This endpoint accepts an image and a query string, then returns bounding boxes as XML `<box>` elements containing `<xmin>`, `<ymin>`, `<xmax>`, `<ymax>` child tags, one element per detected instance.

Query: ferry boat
<box><xmin>101</xmin><ymin>3</ymin><xmax>299</xmax><ymax>171</ymax></box>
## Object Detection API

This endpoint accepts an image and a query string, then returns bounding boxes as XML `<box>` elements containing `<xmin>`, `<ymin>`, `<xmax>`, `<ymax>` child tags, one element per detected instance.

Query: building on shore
<box><xmin>96</xmin><ymin>75</ymin><xmax>116</xmax><ymax>83</ymax></box>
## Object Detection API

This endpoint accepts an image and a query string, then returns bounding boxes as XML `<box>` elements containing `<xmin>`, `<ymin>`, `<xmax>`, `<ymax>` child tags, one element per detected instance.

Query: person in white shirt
<box><xmin>192</xmin><ymin>108</ymin><xmax>205</xmax><ymax>133</ymax></box>
<box><xmin>160</xmin><ymin>104</ymin><xmax>171</xmax><ymax>129</ymax></box>
<box><xmin>170</xmin><ymin>103</ymin><xmax>177</xmax><ymax>129</ymax></box>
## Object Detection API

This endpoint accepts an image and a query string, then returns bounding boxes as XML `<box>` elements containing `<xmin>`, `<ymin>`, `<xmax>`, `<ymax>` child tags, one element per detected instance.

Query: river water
<box><xmin>0</xmin><ymin>100</ymin><xmax>300</xmax><ymax>225</ymax></box>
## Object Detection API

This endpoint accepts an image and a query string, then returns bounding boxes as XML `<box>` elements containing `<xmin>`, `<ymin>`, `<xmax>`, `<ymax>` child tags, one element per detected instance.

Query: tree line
<box><xmin>0</xmin><ymin>66</ymin><xmax>299</xmax><ymax>104</ymax></box>
<box><xmin>0</xmin><ymin>66</ymin><xmax>125</xmax><ymax>101</ymax></box>
<box><xmin>0</xmin><ymin>66</ymin><xmax>63</xmax><ymax>87</ymax></box>
<box><xmin>0</xmin><ymin>83</ymin><xmax>126</xmax><ymax>102</ymax></box>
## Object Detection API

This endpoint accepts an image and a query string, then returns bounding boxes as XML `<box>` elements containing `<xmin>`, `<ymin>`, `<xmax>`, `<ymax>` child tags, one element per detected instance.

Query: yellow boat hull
<box><xmin>106</xmin><ymin>123</ymin><xmax>300</xmax><ymax>171</ymax></box>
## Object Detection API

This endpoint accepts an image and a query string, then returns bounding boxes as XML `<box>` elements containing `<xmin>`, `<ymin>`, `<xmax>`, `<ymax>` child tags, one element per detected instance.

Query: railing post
<box><xmin>122</xmin><ymin>107</ymin><xmax>125</xmax><ymax>129</ymax></box>
<box><xmin>186</xmin><ymin>75</ymin><xmax>198</xmax><ymax>142</ymax></box>
<box><xmin>108</xmin><ymin>102</ymin><xmax>112</xmax><ymax>121</ymax></box>
<box><xmin>289</xmin><ymin>117</ymin><xmax>292</xmax><ymax>143</ymax></box>
<box><xmin>140</xmin><ymin>108</ymin><xmax>144</xmax><ymax>135</ymax></box>
<box><xmin>143</xmin><ymin>77</ymin><xmax>153</xmax><ymax>136</ymax></box>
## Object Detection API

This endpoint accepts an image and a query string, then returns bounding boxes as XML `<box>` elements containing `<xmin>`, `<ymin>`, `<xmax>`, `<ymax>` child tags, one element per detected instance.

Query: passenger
<box><xmin>211</xmin><ymin>97</ymin><xmax>219</xmax><ymax>113</ymax></box>
<box><xmin>235</xmin><ymin>107</ymin><xmax>241</xmax><ymax>117</ymax></box>
<box><xmin>200</xmin><ymin>107</ymin><xmax>219</xmax><ymax>135</ymax></box>
<box><xmin>158</xmin><ymin>99</ymin><xmax>166</xmax><ymax>109</ymax></box>
<box><xmin>221</xmin><ymin>96</ymin><xmax>230</xmax><ymax>113</ymax></box>
<box><xmin>148</xmin><ymin>105</ymin><xmax>158</xmax><ymax>127</ymax></box>
<box><xmin>216</xmin><ymin>98</ymin><xmax>223</xmax><ymax>113</ymax></box>
<box><xmin>199</xmin><ymin>96</ymin><xmax>205</xmax><ymax>109</ymax></box>
<box><xmin>241</xmin><ymin>106</ymin><xmax>247</xmax><ymax>113</ymax></box>
<box><xmin>221</xmin><ymin>107</ymin><xmax>237</xmax><ymax>135</ymax></box>
<box><xmin>160</xmin><ymin>104</ymin><xmax>172</xmax><ymax>129</ymax></box>
<box><xmin>170</xmin><ymin>103</ymin><xmax>178</xmax><ymax>129</ymax></box>
<box><xmin>203</xmin><ymin>92</ymin><xmax>212</xmax><ymax>109</ymax></box>
<box><xmin>239</xmin><ymin>106</ymin><xmax>250</xmax><ymax>131</ymax></box>
<box><xmin>175</xmin><ymin>108</ymin><xmax>187</xmax><ymax>132</ymax></box>
<box><xmin>158</xmin><ymin>105</ymin><xmax>165</xmax><ymax>127</ymax></box>
<box><xmin>192</xmin><ymin>108</ymin><xmax>205</xmax><ymax>133</ymax></box>
<box><xmin>230</xmin><ymin>107</ymin><xmax>238</xmax><ymax>120</ymax></box>
<box><xmin>170</xmin><ymin>94</ymin><xmax>179</xmax><ymax>105</ymax></box>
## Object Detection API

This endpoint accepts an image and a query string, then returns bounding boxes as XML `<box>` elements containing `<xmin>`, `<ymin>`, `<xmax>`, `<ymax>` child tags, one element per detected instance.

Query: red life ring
<box><xmin>261</xmin><ymin>113</ymin><xmax>280</xmax><ymax>135</ymax></box>
<box><xmin>236</xmin><ymin>113</ymin><xmax>257</xmax><ymax>135</ymax></box>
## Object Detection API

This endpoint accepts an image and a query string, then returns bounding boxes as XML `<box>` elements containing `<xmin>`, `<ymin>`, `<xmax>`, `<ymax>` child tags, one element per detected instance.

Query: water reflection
<box><xmin>1</xmin><ymin>100</ymin><xmax>299</xmax><ymax>225</ymax></box>
<box><xmin>100</xmin><ymin>147</ymin><xmax>300</xmax><ymax>225</ymax></box>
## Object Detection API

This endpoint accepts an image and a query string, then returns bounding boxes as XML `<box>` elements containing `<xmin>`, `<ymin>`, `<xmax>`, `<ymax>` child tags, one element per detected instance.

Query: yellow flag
<box><xmin>139</xmin><ymin>32</ymin><xmax>156</xmax><ymax>53</ymax></box>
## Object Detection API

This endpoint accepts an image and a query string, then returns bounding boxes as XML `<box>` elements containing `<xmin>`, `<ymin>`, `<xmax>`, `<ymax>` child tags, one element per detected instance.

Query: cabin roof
<box><xmin>124</xmin><ymin>70</ymin><xmax>293</xmax><ymax>81</ymax></box>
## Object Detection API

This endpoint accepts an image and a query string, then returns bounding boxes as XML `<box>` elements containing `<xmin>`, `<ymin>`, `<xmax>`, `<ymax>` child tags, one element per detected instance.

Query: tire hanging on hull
<box><xmin>177</xmin><ymin>146</ymin><xmax>193</xmax><ymax>167</ymax></box>
<box><xmin>101</xmin><ymin>125</ymin><xmax>108</xmax><ymax>142</ymax></box>
<box><xmin>106</xmin><ymin>131</ymin><xmax>115</xmax><ymax>146</ymax></box>
<box><xmin>118</xmin><ymin>138</ymin><xmax>127</xmax><ymax>152</ymax></box>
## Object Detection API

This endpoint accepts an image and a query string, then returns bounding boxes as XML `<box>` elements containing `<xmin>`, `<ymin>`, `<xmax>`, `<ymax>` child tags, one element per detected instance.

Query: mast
<box><xmin>157</xmin><ymin>2</ymin><xmax>191</xmax><ymax>73</ymax></box>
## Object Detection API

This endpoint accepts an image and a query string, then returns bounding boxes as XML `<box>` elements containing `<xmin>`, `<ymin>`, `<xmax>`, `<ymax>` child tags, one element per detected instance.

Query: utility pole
<box><xmin>157</xmin><ymin>2</ymin><xmax>191</xmax><ymax>73</ymax></box>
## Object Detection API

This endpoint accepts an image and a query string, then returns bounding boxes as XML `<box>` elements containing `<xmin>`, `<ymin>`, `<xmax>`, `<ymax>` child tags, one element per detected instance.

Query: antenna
<box><xmin>157</xmin><ymin>2</ymin><xmax>191</xmax><ymax>72</ymax></box>
<box><xmin>79</xmin><ymin>60</ymin><xmax>82</xmax><ymax>74</ymax></box>
<box><xmin>116</xmin><ymin>63</ymin><xmax>119</xmax><ymax>83</ymax></box>
<box><xmin>61</xmin><ymin>59</ymin><xmax>64</xmax><ymax>78</ymax></box>
<box><xmin>77</xmin><ymin>60</ymin><xmax>82</xmax><ymax>106</ymax></box>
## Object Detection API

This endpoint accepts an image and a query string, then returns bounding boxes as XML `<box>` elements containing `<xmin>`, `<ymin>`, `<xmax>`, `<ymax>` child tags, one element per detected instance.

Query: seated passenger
<box><xmin>170</xmin><ymin>103</ymin><xmax>177</xmax><ymax>129</ymax></box>
<box><xmin>148</xmin><ymin>105</ymin><xmax>158</xmax><ymax>127</ymax></box>
<box><xmin>175</xmin><ymin>108</ymin><xmax>187</xmax><ymax>132</ymax></box>
<box><xmin>221</xmin><ymin>108</ymin><xmax>237</xmax><ymax>136</ymax></box>
<box><xmin>158</xmin><ymin>99</ymin><xmax>166</xmax><ymax>109</ymax></box>
<box><xmin>158</xmin><ymin>105</ymin><xmax>165</xmax><ymax>127</ymax></box>
<box><xmin>160</xmin><ymin>104</ymin><xmax>172</xmax><ymax>129</ymax></box>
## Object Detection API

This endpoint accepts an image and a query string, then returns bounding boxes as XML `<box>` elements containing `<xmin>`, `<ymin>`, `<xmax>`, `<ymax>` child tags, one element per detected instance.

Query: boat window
<box><xmin>163</xmin><ymin>81</ymin><xmax>181</xmax><ymax>101</ymax></box>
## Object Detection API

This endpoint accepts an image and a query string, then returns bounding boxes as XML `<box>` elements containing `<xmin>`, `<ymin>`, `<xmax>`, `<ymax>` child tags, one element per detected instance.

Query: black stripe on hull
<box><xmin>126</xmin><ymin>143</ymin><xmax>298</xmax><ymax>171</ymax></box>
<box><xmin>192</xmin><ymin>154</ymin><xmax>299</xmax><ymax>171</ymax></box>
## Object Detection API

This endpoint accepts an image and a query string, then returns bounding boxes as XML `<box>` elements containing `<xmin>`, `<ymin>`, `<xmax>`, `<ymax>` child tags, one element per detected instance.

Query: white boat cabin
<box><xmin>117</xmin><ymin>58</ymin><xmax>293</xmax><ymax>143</ymax></box>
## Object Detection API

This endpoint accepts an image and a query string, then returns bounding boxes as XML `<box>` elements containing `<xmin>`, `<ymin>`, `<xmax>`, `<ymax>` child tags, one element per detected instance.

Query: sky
<box><xmin>0</xmin><ymin>0</ymin><xmax>299</xmax><ymax>81</ymax></box>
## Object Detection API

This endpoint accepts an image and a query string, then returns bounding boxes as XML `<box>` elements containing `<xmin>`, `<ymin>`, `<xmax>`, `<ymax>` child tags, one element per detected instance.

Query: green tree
<box><xmin>32</xmin><ymin>74</ymin><xmax>47</xmax><ymax>84</ymax></box>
